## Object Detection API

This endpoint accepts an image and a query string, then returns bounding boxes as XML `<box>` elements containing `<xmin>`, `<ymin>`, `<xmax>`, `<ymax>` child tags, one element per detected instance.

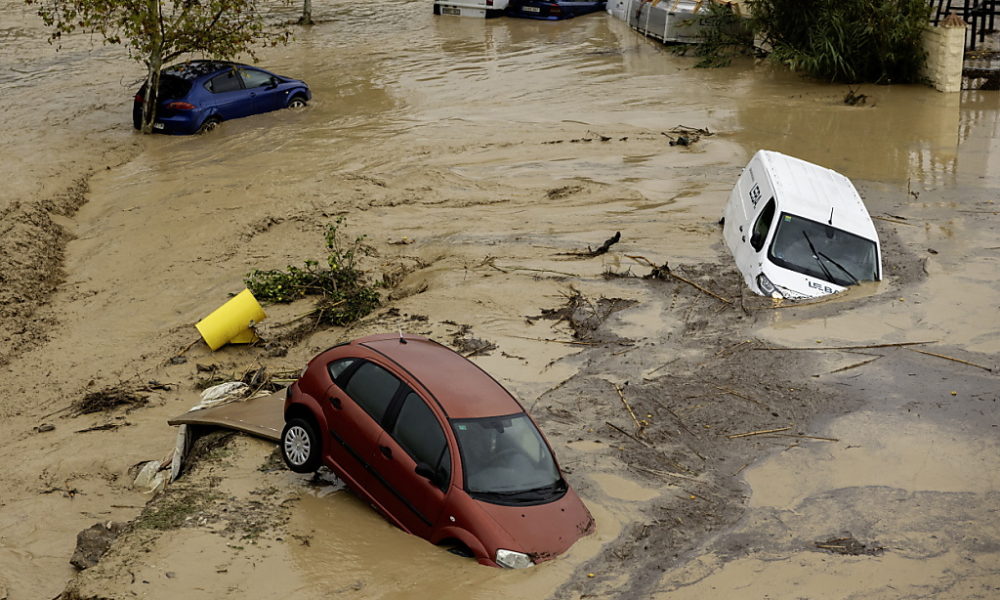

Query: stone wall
<box><xmin>921</xmin><ymin>19</ymin><xmax>967</xmax><ymax>93</ymax></box>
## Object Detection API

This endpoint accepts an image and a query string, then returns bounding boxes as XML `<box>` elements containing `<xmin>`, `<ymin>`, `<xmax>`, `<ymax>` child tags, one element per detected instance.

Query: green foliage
<box><xmin>748</xmin><ymin>0</ymin><xmax>930</xmax><ymax>83</ymax></box>
<box><xmin>687</xmin><ymin>1</ymin><xmax>756</xmax><ymax>68</ymax></box>
<box><xmin>245</xmin><ymin>219</ymin><xmax>381</xmax><ymax>327</ymax></box>
<box><xmin>27</xmin><ymin>0</ymin><xmax>292</xmax><ymax>131</ymax></box>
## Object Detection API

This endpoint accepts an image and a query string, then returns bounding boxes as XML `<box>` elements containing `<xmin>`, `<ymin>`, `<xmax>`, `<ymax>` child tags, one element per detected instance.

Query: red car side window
<box><xmin>343</xmin><ymin>361</ymin><xmax>400</xmax><ymax>423</ymax></box>
<box><xmin>391</xmin><ymin>392</ymin><xmax>451</xmax><ymax>487</ymax></box>
<box><xmin>327</xmin><ymin>358</ymin><xmax>356</xmax><ymax>385</ymax></box>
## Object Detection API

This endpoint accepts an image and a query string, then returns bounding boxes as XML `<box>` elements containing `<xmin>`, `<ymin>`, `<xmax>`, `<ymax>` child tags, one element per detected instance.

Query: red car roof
<box><xmin>355</xmin><ymin>334</ymin><xmax>522</xmax><ymax>420</ymax></box>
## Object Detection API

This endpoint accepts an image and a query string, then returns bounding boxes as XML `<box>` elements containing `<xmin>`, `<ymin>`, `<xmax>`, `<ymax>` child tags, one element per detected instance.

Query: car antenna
<box><xmin>398</xmin><ymin>328</ymin><xmax>407</xmax><ymax>344</ymax></box>
<box><xmin>828</xmin><ymin>206</ymin><xmax>834</xmax><ymax>225</ymax></box>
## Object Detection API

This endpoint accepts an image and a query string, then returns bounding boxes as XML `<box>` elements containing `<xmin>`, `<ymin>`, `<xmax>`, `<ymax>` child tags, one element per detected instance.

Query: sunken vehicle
<box><xmin>722</xmin><ymin>150</ymin><xmax>882</xmax><ymax>299</ymax></box>
<box><xmin>281</xmin><ymin>334</ymin><xmax>594</xmax><ymax>568</ymax></box>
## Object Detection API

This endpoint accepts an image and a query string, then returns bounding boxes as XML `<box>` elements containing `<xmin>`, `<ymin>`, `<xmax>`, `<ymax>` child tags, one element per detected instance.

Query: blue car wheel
<box><xmin>197</xmin><ymin>116</ymin><xmax>222</xmax><ymax>134</ymax></box>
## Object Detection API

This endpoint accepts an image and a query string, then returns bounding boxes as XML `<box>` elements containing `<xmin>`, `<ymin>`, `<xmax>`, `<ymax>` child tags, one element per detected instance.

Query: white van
<box><xmin>722</xmin><ymin>150</ymin><xmax>882</xmax><ymax>299</ymax></box>
<box><xmin>433</xmin><ymin>0</ymin><xmax>509</xmax><ymax>17</ymax></box>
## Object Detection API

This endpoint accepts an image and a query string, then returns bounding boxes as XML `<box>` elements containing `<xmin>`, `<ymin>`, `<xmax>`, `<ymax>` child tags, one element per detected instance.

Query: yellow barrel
<box><xmin>195</xmin><ymin>289</ymin><xmax>267</xmax><ymax>351</ymax></box>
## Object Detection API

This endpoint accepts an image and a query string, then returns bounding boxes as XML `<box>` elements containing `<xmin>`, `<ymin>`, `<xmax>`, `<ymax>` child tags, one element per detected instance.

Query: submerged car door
<box><xmin>204</xmin><ymin>70</ymin><xmax>253</xmax><ymax>119</ymax></box>
<box><xmin>238</xmin><ymin>68</ymin><xmax>286</xmax><ymax>113</ymax></box>
<box><xmin>325</xmin><ymin>360</ymin><xmax>402</xmax><ymax>498</ymax></box>
<box><xmin>371</xmin><ymin>388</ymin><xmax>450</xmax><ymax>538</ymax></box>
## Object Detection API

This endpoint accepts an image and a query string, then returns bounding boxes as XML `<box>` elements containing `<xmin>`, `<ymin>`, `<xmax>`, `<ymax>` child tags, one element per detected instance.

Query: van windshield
<box><xmin>452</xmin><ymin>413</ymin><xmax>565</xmax><ymax>505</ymax></box>
<box><xmin>768</xmin><ymin>213</ymin><xmax>879</xmax><ymax>287</ymax></box>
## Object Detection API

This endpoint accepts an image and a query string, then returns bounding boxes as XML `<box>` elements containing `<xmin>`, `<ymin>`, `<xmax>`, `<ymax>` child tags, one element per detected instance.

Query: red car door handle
<box><xmin>379</xmin><ymin>445</ymin><xmax>392</xmax><ymax>459</ymax></box>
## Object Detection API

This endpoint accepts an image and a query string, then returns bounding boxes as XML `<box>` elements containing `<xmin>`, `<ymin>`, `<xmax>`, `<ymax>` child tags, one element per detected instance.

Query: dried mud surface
<box><xmin>2</xmin><ymin>1</ymin><xmax>999</xmax><ymax>599</ymax></box>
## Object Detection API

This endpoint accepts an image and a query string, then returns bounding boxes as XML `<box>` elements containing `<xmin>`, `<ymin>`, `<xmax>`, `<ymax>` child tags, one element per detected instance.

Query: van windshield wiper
<box><xmin>816</xmin><ymin>250</ymin><xmax>859</xmax><ymax>285</ymax></box>
<box><xmin>801</xmin><ymin>231</ymin><xmax>834</xmax><ymax>283</ymax></box>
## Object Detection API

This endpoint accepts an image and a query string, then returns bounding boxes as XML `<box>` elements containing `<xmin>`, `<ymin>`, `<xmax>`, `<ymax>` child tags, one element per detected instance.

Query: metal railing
<box><xmin>929</xmin><ymin>0</ymin><xmax>998</xmax><ymax>50</ymax></box>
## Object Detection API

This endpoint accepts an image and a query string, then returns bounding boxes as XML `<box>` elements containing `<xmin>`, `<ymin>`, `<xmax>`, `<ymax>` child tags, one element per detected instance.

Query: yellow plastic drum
<box><xmin>196</xmin><ymin>289</ymin><xmax>267</xmax><ymax>351</ymax></box>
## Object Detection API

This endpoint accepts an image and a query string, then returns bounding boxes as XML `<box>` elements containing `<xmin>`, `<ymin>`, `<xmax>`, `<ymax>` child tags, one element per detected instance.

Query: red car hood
<box><xmin>477</xmin><ymin>487</ymin><xmax>594</xmax><ymax>562</ymax></box>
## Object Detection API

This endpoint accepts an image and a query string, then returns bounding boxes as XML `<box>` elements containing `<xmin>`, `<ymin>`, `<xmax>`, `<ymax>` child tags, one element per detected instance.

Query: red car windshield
<box><xmin>452</xmin><ymin>413</ymin><xmax>564</xmax><ymax>504</ymax></box>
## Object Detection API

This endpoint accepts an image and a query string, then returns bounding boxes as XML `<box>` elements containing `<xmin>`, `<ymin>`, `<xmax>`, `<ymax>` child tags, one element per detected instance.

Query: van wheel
<box><xmin>197</xmin><ymin>117</ymin><xmax>221</xmax><ymax>134</ymax></box>
<box><xmin>281</xmin><ymin>418</ymin><xmax>321</xmax><ymax>473</ymax></box>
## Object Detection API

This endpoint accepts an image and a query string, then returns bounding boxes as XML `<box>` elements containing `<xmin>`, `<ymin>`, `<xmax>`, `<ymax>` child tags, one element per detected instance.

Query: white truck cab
<box><xmin>433</xmin><ymin>0</ymin><xmax>509</xmax><ymax>17</ymax></box>
<box><xmin>722</xmin><ymin>150</ymin><xmax>882</xmax><ymax>299</ymax></box>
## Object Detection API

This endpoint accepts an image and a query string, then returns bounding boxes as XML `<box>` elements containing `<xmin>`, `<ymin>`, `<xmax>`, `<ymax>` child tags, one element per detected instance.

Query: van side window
<box><xmin>750</xmin><ymin>198</ymin><xmax>776</xmax><ymax>252</ymax></box>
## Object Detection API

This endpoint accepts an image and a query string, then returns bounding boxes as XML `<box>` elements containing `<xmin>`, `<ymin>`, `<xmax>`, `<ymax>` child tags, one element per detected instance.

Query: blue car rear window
<box><xmin>154</xmin><ymin>75</ymin><xmax>191</xmax><ymax>100</ymax></box>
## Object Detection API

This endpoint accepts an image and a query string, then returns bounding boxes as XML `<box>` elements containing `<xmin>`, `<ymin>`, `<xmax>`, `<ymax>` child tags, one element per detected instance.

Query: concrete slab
<box><xmin>168</xmin><ymin>389</ymin><xmax>286</xmax><ymax>442</ymax></box>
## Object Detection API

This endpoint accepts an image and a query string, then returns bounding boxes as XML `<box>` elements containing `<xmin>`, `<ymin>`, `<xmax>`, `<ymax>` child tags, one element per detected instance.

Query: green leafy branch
<box><xmin>245</xmin><ymin>219</ymin><xmax>381</xmax><ymax>327</ymax></box>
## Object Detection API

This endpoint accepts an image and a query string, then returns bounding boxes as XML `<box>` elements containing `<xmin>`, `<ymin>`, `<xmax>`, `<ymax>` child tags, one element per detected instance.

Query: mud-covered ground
<box><xmin>2</xmin><ymin>1</ymin><xmax>999</xmax><ymax>599</ymax></box>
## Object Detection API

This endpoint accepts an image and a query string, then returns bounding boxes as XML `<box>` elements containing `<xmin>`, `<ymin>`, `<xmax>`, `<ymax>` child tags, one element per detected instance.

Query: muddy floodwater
<box><xmin>1</xmin><ymin>0</ymin><xmax>999</xmax><ymax>598</ymax></box>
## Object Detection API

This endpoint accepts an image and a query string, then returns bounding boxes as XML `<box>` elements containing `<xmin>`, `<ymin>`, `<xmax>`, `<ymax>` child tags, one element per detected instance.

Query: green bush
<box><xmin>689</xmin><ymin>1</ymin><xmax>757</xmax><ymax>68</ymax></box>
<box><xmin>245</xmin><ymin>219</ymin><xmax>381</xmax><ymax>326</ymax></box>
<box><xmin>748</xmin><ymin>0</ymin><xmax>931</xmax><ymax>83</ymax></box>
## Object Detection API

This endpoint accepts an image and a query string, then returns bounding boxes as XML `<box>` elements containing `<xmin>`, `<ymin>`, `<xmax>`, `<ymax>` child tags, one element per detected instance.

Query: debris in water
<box><xmin>528</xmin><ymin>287</ymin><xmax>637</xmax><ymax>341</ymax></box>
<box><xmin>559</xmin><ymin>231</ymin><xmax>622</xmax><ymax>257</ymax></box>
<box><xmin>73</xmin><ymin>385</ymin><xmax>149</xmax><ymax>415</ymax></box>
<box><xmin>843</xmin><ymin>87</ymin><xmax>868</xmax><ymax>106</ymax></box>
<box><xmin>662</xmin><ymin>125</ymin><xmax>713</xmax><ymax>146</ymax></box>
<box><xmin>815</xmin><ymin>535</ymin><xmax>884</xmax><ymax>556</ymax></box>
<box><xmin>451</xmin><ymin>326</ymin><xmax>498</xmax><ymax>357</ymax></box>
<box><xmin>70</xmin><ymin>521</ymin><xmax>127</xmax><ymax>570</ymax></box>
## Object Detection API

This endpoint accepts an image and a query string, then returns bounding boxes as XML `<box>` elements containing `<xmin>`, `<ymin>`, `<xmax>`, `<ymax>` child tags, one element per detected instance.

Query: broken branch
<box><xmin>713</xmin><ymin>384</ymin><xmax>767</xmax><ymax>409</ymax></box>
<box><xmin>872</xmin><ymin>215</ymin><xmax>917</xmax><ymax>226</ymax></box>
<box><xmin>824</xmin><ymin>356</ymin><xmax>882</xmax><ymax>375</ymax></box>
<box><xmin>766</xmin><ymin>433</ymin><xmax>839</xmax><ymax>442</ymax></box>
<box><xmin>614</xmin><ymin>383</ymin><xmax>644</xmax><ymax>436</ymax></box>
<box><xmin>726</xmin><ymin>426</ymin><xmax>792</xmax><ymax>439</ymax></box>
<box><xmin>753</xmin><ymin>341</ymin><xmax>935</xmax><ymax>351</ymax></box>
<box><xmin>506</xmin><ymin>334</ymin><xmax>602</xmax><ymax>346</ymax></box>
<box><xmin>605</xmin><ymin>421</ymin><xmax>650</xmax><ymax>447</ymax></box>
<box><xmin>906</xmin><ymin>347</ymin><xmax>993</xmax><ymax>372</ymax></box>
<box><xmin>558</xmin><ymin>231</ymin><xmax>622</xmax><ymax>258</ymax></box>
<box><xmin>625</xmin><ymin>255</ymin><xmax>732</xmax><ymax>305</ymax></box>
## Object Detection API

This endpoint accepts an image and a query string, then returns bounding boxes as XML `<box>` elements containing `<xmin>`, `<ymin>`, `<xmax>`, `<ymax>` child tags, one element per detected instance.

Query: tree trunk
<box><xmin>140</xmin><ymin>0</ymin><xmax>164</xmax><ymax>134</ymax></box>
<box><xmin>299</xmin><ymin>0</ymin><xmax>314</xmax><ymax>25</ymax></box>
<box><xmin>140</xmin><ymin>53</ymin><xmax>163</xmax><ymax>135</ymax></box>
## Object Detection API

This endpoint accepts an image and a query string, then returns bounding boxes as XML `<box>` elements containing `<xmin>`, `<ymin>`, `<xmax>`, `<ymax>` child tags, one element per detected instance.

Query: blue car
<box><xmin>506</xmin><ymin>0</ymin><xmax>606</xmax><ymax>19</ymax></box>
<box><xmin>132</xmin><ymin>60</ymin><xmax>311</xmax><ymax>134</ymax></box>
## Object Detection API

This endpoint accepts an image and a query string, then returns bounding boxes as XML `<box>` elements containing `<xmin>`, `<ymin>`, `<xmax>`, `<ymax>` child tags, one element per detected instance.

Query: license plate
<box><xmin>442</xmin><ymin>6</ymin><xmax>460</xmax><ymax>14</ymax></box>
<box><xmin>153</xmin><ymin>122</ymin><xmax>164</xmax><ymax>130</ymax></box>
<box><xmin>523</xmin><ymin>5</ymin><xmax>541</xmax><ymax>11</ymax></box>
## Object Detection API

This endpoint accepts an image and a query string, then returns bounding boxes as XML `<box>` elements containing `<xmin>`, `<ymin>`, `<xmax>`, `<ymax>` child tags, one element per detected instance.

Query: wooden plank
<box><xmin>168</xmin><ymin>389</ymin><xmax>285</xmax><ymax>442</ymax></box>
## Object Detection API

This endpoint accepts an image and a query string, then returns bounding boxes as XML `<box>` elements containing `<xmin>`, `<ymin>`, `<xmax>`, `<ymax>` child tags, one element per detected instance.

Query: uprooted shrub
<box><xmin>244</xmin><ymin>219</ymin><xmax>381</xmax><ymax>326</ymax></box>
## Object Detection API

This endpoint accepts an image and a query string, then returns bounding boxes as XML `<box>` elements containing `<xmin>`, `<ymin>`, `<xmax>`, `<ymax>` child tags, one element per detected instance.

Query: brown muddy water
<box><xmin>1</xmin><ymin>0</ymin><xmax>999</xmax><ymax>598</ymax></box>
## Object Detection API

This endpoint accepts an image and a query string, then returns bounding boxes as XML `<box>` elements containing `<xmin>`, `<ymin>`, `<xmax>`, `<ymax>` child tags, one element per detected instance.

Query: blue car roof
<box><xmin>163</xmin><ymin>60</ymin><xmax>246</xmax><ymax>80</ymax></box>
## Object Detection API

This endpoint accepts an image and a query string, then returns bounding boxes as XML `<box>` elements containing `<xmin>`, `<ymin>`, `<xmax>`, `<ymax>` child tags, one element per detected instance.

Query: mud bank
<box><xmin>2</xmin><ymin>0</ymin><xmax>999</xmax><ymax>598</ymax></box>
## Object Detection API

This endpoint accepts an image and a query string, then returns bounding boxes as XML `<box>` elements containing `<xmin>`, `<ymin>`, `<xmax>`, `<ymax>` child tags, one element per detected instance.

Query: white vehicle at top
<box><xmin>434</xmin><ymin>0</ymin><xmax>509</xmax><ymax>17</ymax></box>
<box><xmin>722</xmin><ymin>150</ymin><xmax>882</xmax><ymax>299</ymax></box>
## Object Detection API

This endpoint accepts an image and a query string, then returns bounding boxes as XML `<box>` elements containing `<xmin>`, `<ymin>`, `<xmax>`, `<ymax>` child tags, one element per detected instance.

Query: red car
<box><xmin>281</xmin><ymin>333</ymin><xmax>594</xmax><ymax>567</ymax></box>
